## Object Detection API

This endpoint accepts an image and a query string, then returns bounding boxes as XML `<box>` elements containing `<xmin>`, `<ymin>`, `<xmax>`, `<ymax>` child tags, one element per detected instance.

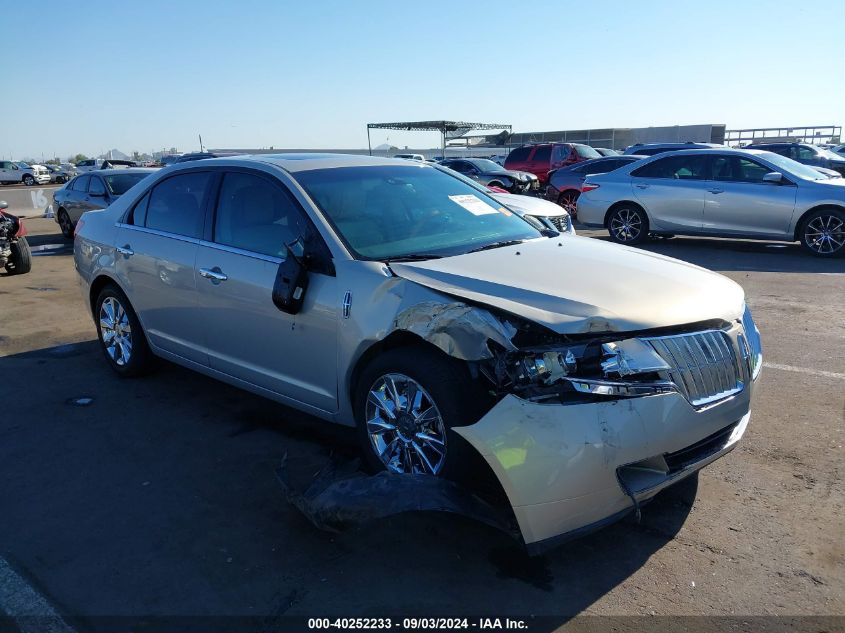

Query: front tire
<box><xmin>5</xmin><ymin>238</ymin><xmax>32</xmax><ymax>274</ymax></box>
<box><xmin>353</xmin><ymin>346</ymin><xmax>483</xmax><ymax>479</ymax></box>
<box><xmin>800</xmin><ymin>208</ymin><xmax>845</xmax><ymax>257</ymax></box>
<box><xmin>607</xmin><ymin>204</ymin><xmax>649</xmax><ymax>245</ymax></box>
<box><xmin>58</xmin><ymin>209</ymin><xmax>74</xmax><ymax>238</ymax></box>
<box><xmin>94</xmin><ymin>285</ymin><xmax>154</xmax><ymax>376</ymax></box>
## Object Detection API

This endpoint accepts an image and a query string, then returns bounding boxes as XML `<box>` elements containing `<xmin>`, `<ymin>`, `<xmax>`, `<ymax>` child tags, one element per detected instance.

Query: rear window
<box><xmin>103</xmin><ymin>173</ymin><xmax>150</xmax><ymax>195</ymax></box>
<box><xmin>506</xmin><ymin>147</ymin><xmax>531</xmax><ymax>162</ymax></box>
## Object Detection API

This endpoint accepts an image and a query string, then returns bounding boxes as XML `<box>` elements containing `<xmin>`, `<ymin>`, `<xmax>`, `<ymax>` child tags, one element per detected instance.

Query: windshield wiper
<box><xmin>466</xmin><ymin>239</ymin><xmax>526</xmax><ymax>253</ymax></box>
<box><xmin>385</xmin><ymin>253</ymin><xmax>445</xmax><ymax>262</ymax></box>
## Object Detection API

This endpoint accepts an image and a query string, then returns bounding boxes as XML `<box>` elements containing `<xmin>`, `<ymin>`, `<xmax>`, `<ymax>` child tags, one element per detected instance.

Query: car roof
<box><xmin>83</xmin><ymin>167</ymin><xmax>158</xmax><ymax>176</ymax></box>
<box><xmin>177</xmin><ymin>153</ymin><xmax>432</xmax><ymax>173</ymax></box>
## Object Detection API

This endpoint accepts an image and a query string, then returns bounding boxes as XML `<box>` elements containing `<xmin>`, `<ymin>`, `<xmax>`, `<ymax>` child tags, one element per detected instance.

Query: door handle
<box><xmin>199</xmin><ymin>267</ymin><xmax>228</xmax><ymax>283</ymax></box>
<box><xmin>635</xmin><ymin>183</ymin><xmax>649</xmax><ymax>189</ymax></box>
<box><xmin>116</xmin><ymin>245</ymin><xmax>134</xmax><ymax>257</ymax></box>
<box><xmin>708</xmin><ymin>188</ymin><xmax>725</xmax><ymax>194</ymax></box>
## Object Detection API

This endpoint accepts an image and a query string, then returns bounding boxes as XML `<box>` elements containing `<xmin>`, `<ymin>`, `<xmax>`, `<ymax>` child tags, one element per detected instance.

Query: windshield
<box><xmin>468</xmin><ymin>159</ymin><xmax>505</xmax><ymax>172</ymax></box>
<box><xmin>575</xmin><ymin>145</ymin><xmax>602</xmax><ymax>159</ymax></box>
<box><xmin>103</xmin><ymin>173</ymin><xmax>150</xmax><ymax>195</ymax></box>
<box><xmin>757</xmin><ymin>151</ymin><xmax>829</xmax><ymax>181</ymax></box>
<box><xmin>15</xmin><ymin>162</ymin><xmax>30</xmax><ymax>168</ymax></box>
<box><xmin>295</xmin><ymin>165</ymin><xmax>541</xmax><ymax>260</ymax></box>
<box><xmin>818</xmin><ymin>148</ymin><xmax>845</xmax><ymax>161</ymax></box>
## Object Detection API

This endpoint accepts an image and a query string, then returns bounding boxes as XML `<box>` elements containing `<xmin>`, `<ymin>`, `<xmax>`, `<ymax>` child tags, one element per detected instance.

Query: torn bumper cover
<box><xmin>454</xmin><ymin>386</ymin><xmax>752</xmax><ymax>554</ymax></box>
<box><xmin>277</xmin><ymin>456</ymin><xmax>519</xmax><ymax>538</ymax></box>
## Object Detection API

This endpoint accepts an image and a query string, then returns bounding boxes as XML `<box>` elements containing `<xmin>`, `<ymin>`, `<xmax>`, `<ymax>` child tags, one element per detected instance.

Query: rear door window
<box><xmin>531</xmin><ymin>146</ymin><xmax>552</xmax><ymax>164</ymax></box>
<box><xmin>144</xmin><ymin>172</ymin><xmax>211</xmax><ymax>238</ymax></box>
<box><xmin>72</xmin><ymin>175</ymin><xmax>90</xmax><ymax>192</ymax></box>
<box><xmin>506</xmin><ymin>147</ymin><xmax>531</xmax><ymax>162</ymax></box>
<box><xmin>632</xmin><ymin>155</ymin><xmax>708</xmax><ymax>180</ymax></box>
<box><xmin>88</xmin><ymin>177</ymin><xmax>106</xmax><ymax>196</ymax></box>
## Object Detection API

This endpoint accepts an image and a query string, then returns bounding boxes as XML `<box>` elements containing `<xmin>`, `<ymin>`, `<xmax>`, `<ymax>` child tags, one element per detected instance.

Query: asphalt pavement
<box><xmin>0</xmin><ymin>220</ymin><xmax>842</xmax><ymax>632</ymax></box>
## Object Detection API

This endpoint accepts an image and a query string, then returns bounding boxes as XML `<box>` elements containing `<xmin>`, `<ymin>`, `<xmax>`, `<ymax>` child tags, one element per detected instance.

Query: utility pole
<box><xmin>199</xmin><ymin>134</ymin><xmax>204</xmax><ymax>152</ymax></box>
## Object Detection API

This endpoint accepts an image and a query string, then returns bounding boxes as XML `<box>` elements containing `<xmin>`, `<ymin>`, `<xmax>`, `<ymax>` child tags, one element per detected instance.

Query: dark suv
<box><xmin>622</xmin><ymin>142</ymin><xmax>722</xmax><ymax>156</ymax></box>
<box><xmin>504</xmin><ymin>143</ymin><xmax>600</xmax><ymax>184</ymax></box>
<box><xmin>746</xmin><ymin>143</ymin><xmax>845</xmax><ymax>177</ymax></box>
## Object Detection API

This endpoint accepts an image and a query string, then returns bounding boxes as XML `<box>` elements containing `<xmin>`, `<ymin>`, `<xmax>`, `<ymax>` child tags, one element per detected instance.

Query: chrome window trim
<box><xmin>115</xmin><ymin>223</ymin><xmax>201</xmax><ymax>245</ymax></box>
<box><xmin>197</xmin><ymin>239</ymin><xmax>283</xmax><ymax>264</ymax></box>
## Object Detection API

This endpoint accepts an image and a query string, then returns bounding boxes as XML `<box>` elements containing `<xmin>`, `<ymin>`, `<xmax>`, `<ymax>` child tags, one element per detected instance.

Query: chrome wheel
<box><xmin>610</xmin><ymin>208</ymin><xmax>643</xmax><ymax>242</ymax></box>
<box><xmin>804</xmin><ymin>214</ymin><xmax>844</xmax><ymax>254</ymax></box>
<box><xmin>99</xmin><ymin>296</ymin><xmax>133</xmax><ymax>366</ymax></box>
<box><xmin>365</xmin><ymin>373</ymin><xmax>447</xmax><ymax>475</ymax></box>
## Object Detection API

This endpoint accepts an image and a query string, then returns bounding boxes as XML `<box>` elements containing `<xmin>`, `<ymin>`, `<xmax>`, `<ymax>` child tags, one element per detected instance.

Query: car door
<box><xmin>83</xmin><ymin>175</ymin><xmax>109</xmax><ymax>212</ymax></box>
<box><xmin>703</xmin><ymin>154</ymin><xmax>797</xmax><ymax>237</ymax></box>
<box><xmin>65</xmin><ymin>175</ymin><xmax>90</xmax><ymax>222</ymax></box>
<box><xmin>193</xmin><ymin>169</ymin><xmax>339</xmax><ymax>412</ymax></box>
<box><xmin>0</xmin><ymin>161</ymin><xmax>12</xmax><ymax>184</ymax></box>
<box><xmin>630</xmin><ymin>154</ymin><xmax>709</xmax><ymax>231</ymax></box>
<box><xmin>113</xmin><ymin>170</ymin><xmax>212</xmax><ymax>365</ymax></box>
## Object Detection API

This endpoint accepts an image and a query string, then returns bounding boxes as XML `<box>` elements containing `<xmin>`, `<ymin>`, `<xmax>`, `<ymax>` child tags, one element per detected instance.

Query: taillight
<box><xmin>73</xmin><ymin>218</ymin><xmax>84</xmax><ymax>237</ymax></box>
<box><xmin>581</xmin><ymin>183</ymin><xmax>600</xmax><ymax>193</ymax></box>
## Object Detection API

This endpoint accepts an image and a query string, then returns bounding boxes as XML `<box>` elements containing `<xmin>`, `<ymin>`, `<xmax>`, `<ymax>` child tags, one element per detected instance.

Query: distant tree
<box><xmin>132</xmin><ymin>151</ymin><xmax>141</xmax><ymax>161</ymax></box>
<box><xmin>72</xmin><ymin>153</ymin><xmax>88</xmax><ymax>163</ymax></box>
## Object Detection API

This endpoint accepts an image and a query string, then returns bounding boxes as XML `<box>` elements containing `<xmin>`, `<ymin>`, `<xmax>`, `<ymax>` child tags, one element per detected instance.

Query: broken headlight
<box><xmin>505</xmin><ymin>338</ymin><xmax>676</xmax><ymax>400</ymax></box>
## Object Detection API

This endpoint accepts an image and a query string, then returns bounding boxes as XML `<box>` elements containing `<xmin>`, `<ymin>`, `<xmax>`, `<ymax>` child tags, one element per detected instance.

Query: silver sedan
<box><xmin>577</xmin><ymin>148</ymin><xmax>845</xmax><ymax>257</ymax></box>
<box><xmin>74</xmin><ymin>154</ymin><xmax>761</xmax><ymax>551</ymax></box>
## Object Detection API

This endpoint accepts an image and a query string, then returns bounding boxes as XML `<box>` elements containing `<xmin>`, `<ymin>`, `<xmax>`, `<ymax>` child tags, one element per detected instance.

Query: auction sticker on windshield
<box><xmin>448</xmin><ymin>194</ymin><xmax>500</xmax><ymax>216</ymax></box>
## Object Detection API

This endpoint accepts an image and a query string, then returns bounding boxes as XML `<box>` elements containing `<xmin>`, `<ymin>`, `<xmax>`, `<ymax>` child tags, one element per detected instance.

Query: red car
<box><xmin>504</xmin><ymin>143</ymin><xmax>601</xmax><ymax>185</ymax></box>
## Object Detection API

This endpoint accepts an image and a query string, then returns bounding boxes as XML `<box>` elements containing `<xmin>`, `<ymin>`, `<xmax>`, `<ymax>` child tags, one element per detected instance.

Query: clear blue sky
<box><xmin>2</xmin><ymin>0</ymin><xmax>843</xmax><ymax>160</ymax></box>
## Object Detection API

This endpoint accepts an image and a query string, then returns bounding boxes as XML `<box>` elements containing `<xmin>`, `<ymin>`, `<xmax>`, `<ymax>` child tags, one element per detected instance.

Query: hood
<box><xmin>389</xmin><ymin>237</ymin><xmax>745</xmax><ymax>335</ymax></box>
<box><xmin>492</xmin><ymin>193</ymin><xmax>568</xmax><ymax>218</ymax></box>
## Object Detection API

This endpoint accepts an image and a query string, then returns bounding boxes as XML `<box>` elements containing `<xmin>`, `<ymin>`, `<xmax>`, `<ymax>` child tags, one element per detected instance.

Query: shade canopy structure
<box><xmin>366</xmin><ymin>121</ymin><xmax>511</xmax><ymax>157</ymax></box>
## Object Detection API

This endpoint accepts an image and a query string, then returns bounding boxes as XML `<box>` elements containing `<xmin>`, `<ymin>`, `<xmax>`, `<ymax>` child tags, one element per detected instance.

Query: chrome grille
<box><xmin>643</xmin><ymin>330</ymin><xmax>744</xmax><ymax>407</ymax></box>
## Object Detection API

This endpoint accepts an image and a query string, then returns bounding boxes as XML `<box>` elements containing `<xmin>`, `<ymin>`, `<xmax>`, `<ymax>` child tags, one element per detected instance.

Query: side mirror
<box><xmin>272</xmin><ymin>239</ymin><xmax>309</xmax><ymax>314</ymax></box>
<box><xmin>763</xmin><ymin>171</ymin><xmax>784</xmax><ymax>184</ymax></box>
<box><xmin>0</xmin><ymin>201</ymin><xmax>7</xmax><ymax>210</ymax></box>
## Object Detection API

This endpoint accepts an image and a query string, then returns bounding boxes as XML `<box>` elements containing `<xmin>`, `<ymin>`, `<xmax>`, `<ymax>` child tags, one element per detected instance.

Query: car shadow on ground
<box><xmin>575</xmin><ymin>227</ymin><xmax>845</xmax><ymax>274</ymax></box>
<box><xmin>1</xmin><ymin>341</ymin><xmax>700</xmax><ymax>628</ymax></box>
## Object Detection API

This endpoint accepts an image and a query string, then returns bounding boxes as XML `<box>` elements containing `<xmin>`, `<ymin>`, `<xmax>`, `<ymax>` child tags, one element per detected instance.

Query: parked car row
<box><xmin>0</xmin><ymin>161</ymin><xmax>51</xmax><ymax>186</ymax></box>
<box><xmin>576</xmin><ymin>148</ymin><xmax>845</xmax><ymax>257</ymax></box>
<box><xmin>73</xmin><ymin>153</ymin><xmax>762</xmax><ymax>551</ymax></box>
<box><xmin>53</xmin><ymin>169</ymin><xmax>157</xmax><ymax>237</ymax></box>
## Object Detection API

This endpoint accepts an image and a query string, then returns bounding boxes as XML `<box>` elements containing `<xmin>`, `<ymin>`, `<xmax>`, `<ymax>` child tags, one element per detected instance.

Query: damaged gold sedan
<box><xmin>74</xmin><ymin>153</ymin><xmax>762</xmax><ymax>552</ymax></box>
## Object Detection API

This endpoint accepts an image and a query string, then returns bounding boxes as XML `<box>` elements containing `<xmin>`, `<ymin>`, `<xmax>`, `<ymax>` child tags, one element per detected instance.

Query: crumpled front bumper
<box><xmin>454</xmin><ymin>385</ymin><xmax>752</xmax><ymax>552</ymax></box>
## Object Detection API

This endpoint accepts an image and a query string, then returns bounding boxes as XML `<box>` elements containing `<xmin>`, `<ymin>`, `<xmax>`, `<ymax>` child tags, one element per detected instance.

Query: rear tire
<box><xmin>22</xmin><ymin>174</ymin><xmax>35</xmax><ymax>186</ymax></box>
<box><xmin>800</xmin><ymin>208</ymin><xmax>845</xmax><ymax>257</ymax></box>
<box><xmin>6</xmin><ymin>238</ymin><xmax>32</xmax><ymax>274</ymax></box>
<box><xmin>607</xmin><ymin>204</ymin><xmax>649</xmax><ymax>245</ymax></box>
<box><xmin>94</xmin><ymin>285</ymin><xmax>155</xmax><ymax>377</ymax></box>
<box><xmin>353</xmin><ymin>346</ymin><xmax>485</xmax><ymax>480</ymax></box>
<box><xmin>558</xmin><ymin>190</ymin><xmax>579</xmax><ymax>217</ymax></box>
